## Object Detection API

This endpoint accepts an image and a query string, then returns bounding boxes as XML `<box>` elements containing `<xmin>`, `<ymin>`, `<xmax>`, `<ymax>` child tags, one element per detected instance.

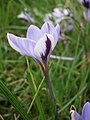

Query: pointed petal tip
<box><xmin>7</xmin><ymin>33</ymin><xmax>10</xmax><ymax>39</ymax></box>
<box><xmin>7</xmin><ymin>33</ymin><xmax>16</xmax><ymax>43</ymax></box>
<box><xmin>82</xmin><ymin>102</ymin><xmax>90</xmax><ymax>120</ymax></box>
<box><xmin>7</xmin><ymin>33</ymin><xmax>14</xmax><ymax>39</ymax></box>
<box><xmin>55</xmin><ymin>24</ymin><xmax>60</xmax><ymax>34</ymax></box>
<box><xmin>7</xmin><ymin>33</ymin><xmax>21</xmax><ymax>53</ymax></box>
<box><xmin>26</xmin><ymin>24</ymin><xmax>42</xmax><ymax>42</ymax></box>
<box><xmin>7</xmin><ymin>32</ymin><xmax>9</xmax><ymax>36</ymax></box>
<box><xmin>7</xmin><ymin>33</ymin><xmax>12</xmax><ymax>42</ymax></box>
<box><xmin>83</xmin><ymin>101</ymin><xmax>90</xmax><ymax>108</ymax></box>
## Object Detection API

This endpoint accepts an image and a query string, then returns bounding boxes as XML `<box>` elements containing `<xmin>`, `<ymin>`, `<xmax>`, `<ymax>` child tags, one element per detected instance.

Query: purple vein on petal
<box><xmin>7</xmin><ymin>33</ymin><xmax>36</xmax><ymax>57</ymax></box>
<box><xmin>26</xmin><ymin>25</ymin><xmax>42</xmax><ymax>42</ymax></box>
<box><xmin>41</xmin><ymin>35</ymin><xmax>51</xmax><ymax>62</ymax></box>
<box><xmin>47</xmin><ymin>22</ymin><xmax>50</xmax><ymax>33</ymax></box>
<box><xmin>41</xmin><ymin>22</ymin><xmax>50</xmax><ymax>34</ymax></box>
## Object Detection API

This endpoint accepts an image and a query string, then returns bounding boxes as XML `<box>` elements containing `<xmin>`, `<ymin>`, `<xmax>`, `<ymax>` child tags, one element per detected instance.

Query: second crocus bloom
<box><xmin>70</xmin><ymin>102</ymin><xmax>90</xmax><ymax>120</ymax></box>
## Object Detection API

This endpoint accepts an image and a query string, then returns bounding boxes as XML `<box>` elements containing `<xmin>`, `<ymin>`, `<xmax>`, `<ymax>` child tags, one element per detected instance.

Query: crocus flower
<box><xmin>7</xmin><ymin>22</ymin><xmax>60</xmax><ymax>119</ymax></box>
<box><xmin>70</xmin><ymin>102</ymin><xmax>90</xmax><ymax>120</ymax></box>
<box><xmin>78</xmin><ymin>0</ymin><xmax>90</xmax><ymax>22</ymax></box>
<box><xmin>52</xmin><ymin>7</ymin><xmax>74</xmax><ymax>32</ymax></box>
<box><xmin>17</xmin><ymin>11</ymin><xmax>35</xmax><ymax>24</ymax></box>
<box><xmin>7</xmin><ymin>22</ymin><xmax>60</xmax><ymax>66</ymax></box>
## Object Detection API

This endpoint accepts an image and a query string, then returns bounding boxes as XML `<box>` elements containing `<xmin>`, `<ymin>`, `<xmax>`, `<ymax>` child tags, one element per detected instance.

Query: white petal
<box><xmin>34</xmin><ymin>34</ymin><xmax>54</xmax><ymax>62</ymax></box>
<box><xmin>41</xmin><ymin>22</ymin><xmax>60</xmax><ymax>47</ymax></box>
<box><xmin>70</xmin><ymin>110</ymin><xmax>81</xmax><ymax>120</ymax></box>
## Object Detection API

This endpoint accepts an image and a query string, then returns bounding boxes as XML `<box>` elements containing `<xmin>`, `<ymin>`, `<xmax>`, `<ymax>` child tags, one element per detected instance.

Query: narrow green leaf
<box><xmin>0</xmin><ymin>80</ymin><xmax>31</xmax><ymax>120</ymax></box>
<box><xmin>58</xmin><ymin>84</ymin><xmax>87</xmax><ymax>113</ymax></box>
<box><xmin>26</xmin><ymin>57</ymin><xmax>46</xmax><ymax>120</ymax></box>
<box><xmin>27</xmin><ymin>77</ymin><xmax>44</xmax><ymax>113</ymax></box>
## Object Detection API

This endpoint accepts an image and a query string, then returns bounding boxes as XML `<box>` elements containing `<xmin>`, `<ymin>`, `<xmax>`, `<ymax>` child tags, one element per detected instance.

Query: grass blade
<box><xmin>26</xmin><ymin>57</ymin><xmax>46</xmax><ymax>120</ymax></box>
<box><xmin>0</xmin><ymin>80</ymin><xmax>31</xmax><ymax>120</ymax></box>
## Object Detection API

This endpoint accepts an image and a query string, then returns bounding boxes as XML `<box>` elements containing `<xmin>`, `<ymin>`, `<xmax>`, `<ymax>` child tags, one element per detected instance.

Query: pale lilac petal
<box><xmin>70</xmin><ymin>107</ymin><xmax>81</xmax><ymax>120</ymax></box>
<box><xmin>7</xmin><ymin>33</ymin><xmax>35</xmax><ymax>57</ymax></box>
<box><xmin>34</xmin><ymin>34</ymin><xmax>54</xmax><ymax>63</ymax></box>
<box><xmin>74</xmin><ymin>111</ymin><xmax>82</xmax><ymax>120</ymax></box>
<box><xmin>82</xmin><ymin>102</ymin><xmax>90</xmax><ymax>120</ymax></box>
<box><xmin>26</xmin><ymin>25</ymin><xmax>43</xmax><ymax>42</ymax></box>
<box><xmin>55</xmin><ymin>24</ymin><xmax>60</xmax><ymax>35</ymax></box>
<box><xmin>52</xmin><ymin>8</ymin><xmax>63</xmax><ymax>18</ymax></box>
<box><xmin>55</xmin><ymin>24</ymin><xmax>60</xmax><ymax>43</ymax></box>
<box><xmin>41</xmin><ymin>22</ymin><xmax>56</xmax><ymax>36</ymax></box>
<box><xmin>86</xmin><ymin>8</ymin><xmax>90</xmax><ymax>22</ymax></box>
<box><xmin>41</xmin><ymin>22</ymin><xmax>52</xmax><ymax>34</ymax></box>
<box><xmin>52</xmin><ymin>24</ymin><xmax>60</xmax><ymax>46</ymax></box>
<box><xmin>41</xmin><ymin>22</ymin><xmax>60</xmax><ymax>46</ymax></box>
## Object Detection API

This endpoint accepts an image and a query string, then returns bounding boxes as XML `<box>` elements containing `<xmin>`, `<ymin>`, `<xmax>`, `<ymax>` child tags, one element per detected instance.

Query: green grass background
<box><xmin>0</xmin><ymin>0</ymin><xmax>90</xmax><ymax>120</ymax></box>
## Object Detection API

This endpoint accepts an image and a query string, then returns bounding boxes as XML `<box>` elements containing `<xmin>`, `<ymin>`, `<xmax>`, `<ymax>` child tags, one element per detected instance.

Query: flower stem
<box><xmin>42</xmin><ymin>62</ymin><xmax>59</xmax><ymax>120</ymax></box>
<box><xmin>43</xmin><ymin>63</ymin><xmax>55</xmax><ymax>102</ymax></box>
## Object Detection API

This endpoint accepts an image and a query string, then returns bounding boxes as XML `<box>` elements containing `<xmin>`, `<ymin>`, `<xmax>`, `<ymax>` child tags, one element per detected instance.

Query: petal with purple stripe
<box><xmin>7</xmin><ymin>33</ymin><xmax>36</xmax><ymax>57</ymax></box>
<box><xmin>82</xmin><ymin>102</ymin><xmax>90</xmax><ymax>120</ymax></box>
<box><xmin>41</xmin><ymin>22</ymin><xmax>52</xmax><ymax>34</ymax></box>
<box><xmin>41</xmin><ymin>35</ymin><xmax>51</xmax><ymax>62</ymax></box>
<box><xmin>54</xmin><ymin>24</ymin><xmax>60</xmax><ymax>44</ymax></box>
<box><xmin>70</xmin><ymin>105</ymin><xmax>81</xmax><ymax>120</ymax></box>
<box><xmin>55</xmin><ymin>24</ymin><xmax>60</xmax><ymax>36</ymax></box>
<box><xmin>26</xmin><ymin>25</ymin><xmax>43</xmax><ymax>42</ymax></box>
<box><xmin>41</xmin><ymin>22</ymin><xmax>60</xmax><ymax>46</ymax></box>
<box><xmin>34</xmin><ymin>34</ymin><xmax>54</xmax><ymax>63</ymax></box>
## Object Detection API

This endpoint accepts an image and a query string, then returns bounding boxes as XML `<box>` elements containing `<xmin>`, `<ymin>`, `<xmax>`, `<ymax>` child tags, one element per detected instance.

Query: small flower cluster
<box><xmin>44</xmin><ymin>6</ymin><xmax>74</xmax><ymax>33</ymax></box>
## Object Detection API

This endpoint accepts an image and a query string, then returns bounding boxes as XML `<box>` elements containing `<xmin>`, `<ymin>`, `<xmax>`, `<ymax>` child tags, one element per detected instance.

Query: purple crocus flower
<box><xmin>7</xmin><ymin>22</ymin><xmax>60</xmax><ymax>66</ymax></box>
<box><xmin>78</xmin><ymin>0</ymin><xmax>90</xmax><ymax>22</ymax></box>
<box><xmin>7</xmin><ymin>22</ymin><xmax>60</xmax><ymax>119</ymax></box>
<box><xmin>70</xmin><ymin>102</ymin><xmax>90</xmax><ymax>120</ymax></box>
